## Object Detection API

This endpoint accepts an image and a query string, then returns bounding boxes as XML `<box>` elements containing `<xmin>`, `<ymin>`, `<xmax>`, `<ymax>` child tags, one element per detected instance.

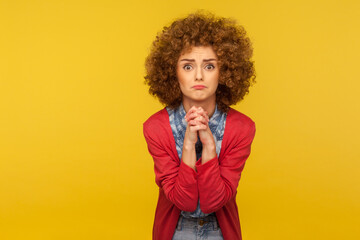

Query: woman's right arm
<box><xmin>143</xmin><ymin>119</ymin><xmax>199</xmax><ymax>212</ymax></box>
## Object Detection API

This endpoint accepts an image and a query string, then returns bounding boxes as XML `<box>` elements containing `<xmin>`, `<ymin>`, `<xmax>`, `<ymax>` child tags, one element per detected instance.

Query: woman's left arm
<box><xmin>196</xmin><ymin>121</ymin><xmax>256</xmax><ymax>213</ymax></box>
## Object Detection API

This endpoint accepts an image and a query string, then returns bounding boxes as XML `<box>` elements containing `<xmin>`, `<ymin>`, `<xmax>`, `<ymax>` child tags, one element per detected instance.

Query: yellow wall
<box><xmin>1</xmin><ymin>0</ymin><xmax>359</xmax><ymax>239</ymax></box>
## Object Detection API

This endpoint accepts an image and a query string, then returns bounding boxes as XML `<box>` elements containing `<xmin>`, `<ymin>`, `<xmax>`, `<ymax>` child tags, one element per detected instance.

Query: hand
<box><xmin>184</xmin><ymin>106</ymin><xmax>214</xmax><ymax>147</ymax></box>
<box><xmin>183</xmin><ymin>106</ymin><xmax>208</xmax><ymax>146</ymax></box>
<box><xmin>185</xmin><ymin>106</ymin><xmax>216</xmax><ymax>164</ymax></box>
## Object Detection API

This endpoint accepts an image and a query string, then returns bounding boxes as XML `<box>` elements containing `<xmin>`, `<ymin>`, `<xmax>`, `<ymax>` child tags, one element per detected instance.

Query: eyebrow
<box><xmin>179</xmin><ymin>58</ymin><xmax>217</xmax><ymax>62</ymax></box>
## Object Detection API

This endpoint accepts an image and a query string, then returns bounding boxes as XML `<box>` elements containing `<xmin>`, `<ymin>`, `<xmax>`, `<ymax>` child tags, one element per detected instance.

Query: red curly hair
<box><xmin>144</xmin><ymin>10</ymin><xmax>256</xmax><ymax>113</ymax></box>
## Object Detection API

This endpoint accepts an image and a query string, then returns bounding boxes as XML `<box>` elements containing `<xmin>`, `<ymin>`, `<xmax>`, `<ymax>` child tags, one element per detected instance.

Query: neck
<box><xmin>182</xmin><ymin>96</ymin><xmax>216</xmax><ymax>118</ymax></box>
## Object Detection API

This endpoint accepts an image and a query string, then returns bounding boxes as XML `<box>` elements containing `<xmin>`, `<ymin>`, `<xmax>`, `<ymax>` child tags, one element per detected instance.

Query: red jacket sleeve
<box><xmin>143</xmin><ymin>121</ymin><xmax>199</xmax><ymax>212</ymax></box>
<box><xmin>196</xmin><ymin>121</ymin><xmax>256</xmax><ymax>213</ymax></box>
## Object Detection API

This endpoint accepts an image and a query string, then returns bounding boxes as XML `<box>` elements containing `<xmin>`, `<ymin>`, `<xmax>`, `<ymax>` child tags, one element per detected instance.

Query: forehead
<box><xmin>179</xmin><ymin>46</ymin><xmax>217</xmax><ymax>59</ymax></box>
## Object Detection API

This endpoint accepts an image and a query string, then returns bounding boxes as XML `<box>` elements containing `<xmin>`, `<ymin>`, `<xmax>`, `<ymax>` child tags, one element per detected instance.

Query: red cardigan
<box><xmin>143</xmin><ymin>107</ymin><xmax>256</xmax><ymax>240</ymax></box>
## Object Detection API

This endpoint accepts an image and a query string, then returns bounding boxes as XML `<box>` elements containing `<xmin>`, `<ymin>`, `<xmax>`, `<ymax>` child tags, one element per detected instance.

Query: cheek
<box><xmin>176</xmin><ymin>68</ymin><xmax>185</xmax><ymax>84</ymax></box>
<box><xmin>177</xmin><ymin>84</ymin><xmax>187</xmax><ymax>97</ymax></box>
<box><xmin>213</xmin><ymin>83</ymin><xmax>219</xmax><ymax>93</ymax></box>
<box><xmin>176</xmin><ymin>78</ymin><xmax>186</xmax><ymax>93</ymax></box>
<box><xmin>212</xmin><ymin>72</ymin><xmax>219</xmax><ymax>88</ymax></box>
<box><xmin>177</xmin><ymin>77</ymin><xmax>185</xmax><ymax>89</ymax></box>
<box><xmin>214</xmin><ymin>69</ymin><xmax>220</xmax><ymax>80</ymax></box>
<box><xmin>177</xmin><ymin>72</ymin><xmax>190</xmax><ymax>87</ymax></box>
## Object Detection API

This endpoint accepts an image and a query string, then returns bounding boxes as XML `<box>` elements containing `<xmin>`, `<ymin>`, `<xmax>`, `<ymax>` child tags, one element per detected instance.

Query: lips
<box><xmin>193</xmin><ymin>85</ymin><xmax>206</xmax><ymax>90</ymax></box>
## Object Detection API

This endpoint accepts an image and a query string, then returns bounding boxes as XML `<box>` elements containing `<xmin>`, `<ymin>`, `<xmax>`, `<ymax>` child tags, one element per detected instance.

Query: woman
<box><xmin>143</xmin><ymin>10</ymin><xmax>256</xmax><ymax>240</ymax></box>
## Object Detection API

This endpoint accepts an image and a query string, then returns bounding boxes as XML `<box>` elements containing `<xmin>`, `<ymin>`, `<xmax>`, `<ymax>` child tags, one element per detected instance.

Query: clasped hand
<box><xmin>184</xmin><ymin>106</ymin><xmax>215</xmax><ymax>147</ymax></box>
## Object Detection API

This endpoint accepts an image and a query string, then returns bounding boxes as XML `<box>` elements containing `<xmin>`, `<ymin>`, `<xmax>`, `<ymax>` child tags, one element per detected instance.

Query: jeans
<box><xmin>172</xmin><ymin>214</ymin><xmax>224</xmax><ymax>240</ymax></box>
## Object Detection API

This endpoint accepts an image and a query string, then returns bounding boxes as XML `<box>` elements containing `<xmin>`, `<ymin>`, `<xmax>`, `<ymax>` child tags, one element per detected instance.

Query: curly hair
<box><xmin>144</xmin><ymin>10</ymin><xmax>256</xmax><ymax>113</ymax></box>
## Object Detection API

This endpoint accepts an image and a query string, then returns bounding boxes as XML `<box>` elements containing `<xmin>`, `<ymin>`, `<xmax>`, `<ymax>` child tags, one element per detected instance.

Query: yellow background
<box><xmin>1</xmin><ymin>0</ymin><xmax>359</xmax><ymax>239</ymax></box>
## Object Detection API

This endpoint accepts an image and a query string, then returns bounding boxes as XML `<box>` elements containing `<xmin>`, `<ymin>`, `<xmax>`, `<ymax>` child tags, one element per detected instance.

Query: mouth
<box><xmin>192</xmin><ymin>85</ymin><xmax>206</xmax><ymax>90</ymax></box>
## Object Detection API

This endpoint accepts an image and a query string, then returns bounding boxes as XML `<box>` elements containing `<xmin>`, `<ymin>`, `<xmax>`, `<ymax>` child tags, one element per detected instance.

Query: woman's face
<box><xmin>176</xmin><ymin>45</ymin><xmax>219</xmax><ymax>105</ymax></box>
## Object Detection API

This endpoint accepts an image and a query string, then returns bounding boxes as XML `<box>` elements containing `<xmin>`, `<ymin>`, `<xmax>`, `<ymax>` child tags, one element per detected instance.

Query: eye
<box><xmin>205</xmin><ymin>64</ymin><xmax>215</xmax><ymax>70</ymax></box>
<box><xmin>183</xmin><ymin>64</ymin><xmax>193</xmax><ymax>71</ymax></box>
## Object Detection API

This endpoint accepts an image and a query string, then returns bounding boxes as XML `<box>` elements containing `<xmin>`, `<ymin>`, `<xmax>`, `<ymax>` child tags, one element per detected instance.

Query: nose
<box><xmin>195</xmin><ymin>66</ymin><xmax>203</xmax><ymax>81</ymax></box>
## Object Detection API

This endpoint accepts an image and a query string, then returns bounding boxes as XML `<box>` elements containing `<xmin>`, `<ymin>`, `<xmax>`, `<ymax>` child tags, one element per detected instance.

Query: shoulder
<box><xmin>143</xmin><ymin>108</ymin><xmax>175</xmax><ymax>152</ymax></box>
<box><xmin>227</xmin><ymin>107</ymin><xmax>255</xmax><ymax>129</ymax></box>
<box><xmin>143</xmin><ymin>108</ymin><xmax>169</xmax><ymax>136</ymax></box>
<box><xmin>226</xmin><ymin>107</ymin><xmax>256</xmax><ymax>139</ymax></box>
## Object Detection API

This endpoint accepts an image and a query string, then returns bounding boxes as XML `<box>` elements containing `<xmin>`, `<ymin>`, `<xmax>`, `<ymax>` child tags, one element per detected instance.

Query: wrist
<box><xmin>201</xmin><ymin>143</ymin><xmax>216</xmax><ymax>164</ymax></box>
<box><xmin>183</xmin><ymin>141</ymin><xmax>196</xmax><ymax>151</ymax></box>
<box><xmin>202</xmin><ymin>139</ymin><xmax>216</xmax><ymax>150</ymax></box>
<box><xmin>203</xmin><ymin>144</ymin><xmax>215</xmax><ymax>151</ymax></box>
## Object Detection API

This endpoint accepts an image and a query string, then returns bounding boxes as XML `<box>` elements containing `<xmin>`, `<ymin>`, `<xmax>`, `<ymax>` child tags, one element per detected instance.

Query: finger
<box><xmin>188</xmin><ymin>118</ymin><xmax>209</xmax><ymax>127</ymax></box>
<box><xmin>194</xmin><ymin>115</ymin><xmax>207</xmax><ymax>123</ymax></box>
<box><xmin>188</xmin><ymin>106</ymin><xmax>198</xmax><ymax>114</ymax></box>
<box><xmin>195</xmin><ymin>108</ymin><xmax>209</xmax><ymax>120</ymax></box>
<box><xmin>187</xmin><ymin>107</ymin><xmax>208</xmax><ymax>118</ymax></box>
<box><xmin>185</xmin><ymin>111</ymin><xmax>206</xmax><ymax>122</ymax></box>
<box><xmin>188</xmin><ymin>119</ymin><xmax>199</xmax><ymax>126</ymax></box>
<box><xmin>185</xmin><ymin>106</ymin><xmax>210</xmax><ymax>122</ymax></box>
<box><xmin>188</xmin><ymin>113</ymin><xmax>209</xmax><ymax>124</ymax></box>
<box><xmin>189</xmin><ymin>124</ymin><xmax>207</xmax><ymax>131</ymax></box>
<box><xmin>186</xmin><ymin>112</ymin><xmax>202</xmax><ymax>122</ymax></box>
<box><xmin>185</xmin><ymin>107</ymin><xmax>198</xmax><ymax>120</ymax></box>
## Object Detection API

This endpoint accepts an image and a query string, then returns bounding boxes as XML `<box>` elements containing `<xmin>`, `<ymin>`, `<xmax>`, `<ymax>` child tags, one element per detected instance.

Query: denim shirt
<box><xmin>166</xmin><ymin>103</ymin><xmax>227</xmax><ymax>218</ymax></box>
